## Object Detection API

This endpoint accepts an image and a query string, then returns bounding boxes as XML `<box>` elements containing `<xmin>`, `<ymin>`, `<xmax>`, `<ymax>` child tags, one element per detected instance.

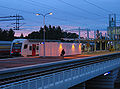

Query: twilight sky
<box><xmin>0</xmin><ymin>0</ymin><xmax>120</xmax><ymax>36</ymax></box>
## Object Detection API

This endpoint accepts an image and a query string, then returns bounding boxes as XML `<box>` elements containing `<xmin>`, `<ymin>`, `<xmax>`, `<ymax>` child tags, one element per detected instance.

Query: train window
<box><xmin>37</xmin><ymin>46</ymin><xmax>39</xmax><ymax>50</ymax></box>
<box><xmin>29</xmin><ymin>46</ymin><xmax>32</xmax><ymax>50</ymax></box>
<box><xmin>13</xmin><ymin>43</ymin><xmax>22</xmax><ymax>49</ymax></box>
<box><xmin>24</xmin><ymin>44</ymin><xmax>28</xmax><ymax>49</ymax></box>
<box><xmin>33</xmin><ymin>47</ymin><xmax>35</xmax><ymax>50</ymax></box>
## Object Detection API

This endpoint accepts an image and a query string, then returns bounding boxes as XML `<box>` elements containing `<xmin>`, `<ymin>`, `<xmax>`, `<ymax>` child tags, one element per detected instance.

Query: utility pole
<box><xmin>78</xmin><ymin>27</ymin><xmax>80</xmax><ymax>39</ymax></box>
<box><xmin>13</xmin><ymin>14</ymin><xmax>24</xmax><ymax>30</ymax></box>
<box><xmin>87</xmin><ymin>29</ymin><xmax>90</xmax><ymax>40</ymax></box>
<box><xmin>94</xmin><ymin>30</ymin><xmax>96</xmax><ymax>39</ymax></box>
<box><xmin>15</xmin><ymin>14</ymin><xmax>20</xmax><ymax>30</ymax></box>
<box><xmin>0</xmin><ymin>14</ymin><xmax>24</xmax><ymax>30</ymax></box>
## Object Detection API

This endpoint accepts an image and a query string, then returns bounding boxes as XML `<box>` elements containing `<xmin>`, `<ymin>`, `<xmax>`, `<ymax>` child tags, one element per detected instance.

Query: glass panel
<box><xmin>13</xmin><ymin>43</ymin><xmax>22</xmax><ymax>49</ymax></box>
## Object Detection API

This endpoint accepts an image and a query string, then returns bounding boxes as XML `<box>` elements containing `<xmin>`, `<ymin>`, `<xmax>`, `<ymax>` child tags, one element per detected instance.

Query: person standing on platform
<box><xmin>60</xmin><ymin>49</ymin><xmax>65</xmax><ymax>56</ymax></box>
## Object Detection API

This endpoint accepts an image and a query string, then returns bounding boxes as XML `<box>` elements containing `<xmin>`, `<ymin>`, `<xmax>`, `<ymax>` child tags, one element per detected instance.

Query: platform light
<box><xmin>72</xmin><ymin>44</ymin><xmax>75</xmax><ymax>49</ymax></box>
<box><xmin>72</xmin><ymin>44</ymin><xmax>75</xmax><ymax>52</ymax></box>
<box><xmin>36</xmin><ymin>13</ymin><xmax>40</xmax><ymax>16</ymax></box>
<box><xmin>59</xmin><ymin>43</ymin><xmax>62</xmax><ymax>54</ymax></box>
<box><xmin>79</xmin><ymin>43</ymin><xmax>81</xmax><ymax>52</ymax></box>
<box><xmin>59</xmin><ymin>44</ymin><xmax>62</xmax><ymax>49</ymax></box>
<box><xmin>79</xmin><ymin>44</ymin><xmax>81</xmax><ymax>48</ymax></box>
<box><xmin>49</xmin><ymin>12</ymin><xmax>52</xmax><ymax>15</ymax></box>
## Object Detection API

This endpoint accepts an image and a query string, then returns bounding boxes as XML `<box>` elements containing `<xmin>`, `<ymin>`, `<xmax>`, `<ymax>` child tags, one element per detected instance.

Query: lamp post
<box><xmin>36</xmin><ymin>12</ymin><xmax>52</xmax><ymax>57</ymax></box>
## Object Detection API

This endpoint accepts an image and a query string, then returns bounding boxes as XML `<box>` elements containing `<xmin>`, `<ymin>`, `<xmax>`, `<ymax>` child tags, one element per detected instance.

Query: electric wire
<box><xmin>58</xmin><ymin>0</ymin><xmax>107</xmax><ymax>18</ymax></box>
<box><xmin>83</xmin><ymin>0</ymin><xmax>112</xmax><ymax>14</ymax></box>
<box><xmin>21</xmin><ymin>0</ymin><xmax>91</xmax><ymax>20</ymax></box>
<box><xmin>21</xmin><ymin>0</ymin><xmax>108</xmax><ymax>26</ymax></box>
<box><xmin>0</xmin><ymin>1</ymin><xmax>108</xmax><ymax>31</ymax></box>
<box><xmin>0</xmin><ymin>5</ymin><xmax>35</xmax><ymax>14</ymax></box>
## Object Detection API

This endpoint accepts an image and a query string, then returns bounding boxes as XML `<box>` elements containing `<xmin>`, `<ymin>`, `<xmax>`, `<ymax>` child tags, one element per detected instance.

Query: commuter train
<box><xmin>0</xmin><ymin>41</ymin><xmax>12</xmax><ymax>55</ymax></box>
<box><xmin>10</xmin><ymin>39</ymin><xmax>82</xmax><ymax>57</ymax></box>
<box><xmin>10</xmin><ymin>39</ymin><xmax>41</xmax><ymax>56</ymax></box>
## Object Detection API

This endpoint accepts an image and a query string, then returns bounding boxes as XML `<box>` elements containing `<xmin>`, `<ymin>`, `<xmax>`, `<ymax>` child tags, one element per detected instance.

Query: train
<box><xmin>10</xmin><ymin>39</ymin><xmax>40</xmax><ymax>56</ymax></box>
<box><xmin>10</xmin><ymin>39</ymin><xmax>82</xmax><ymax>57</ymax></box>
<box><xmin>0</xmin><ymin>41</ymin><xmax>12</xmax><ymax>55</ymax></box>
<box><xmin>0</xmin><ymin>39</ymin><xmax>82</xmax><ymax>57</ymax></box>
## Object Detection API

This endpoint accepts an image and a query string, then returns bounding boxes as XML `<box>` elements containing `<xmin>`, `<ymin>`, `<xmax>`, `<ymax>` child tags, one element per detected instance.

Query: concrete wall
<box><xmin>39</xmin><ymin>42</ymin><xmax>82</xmax><ymax>56</ymax></box>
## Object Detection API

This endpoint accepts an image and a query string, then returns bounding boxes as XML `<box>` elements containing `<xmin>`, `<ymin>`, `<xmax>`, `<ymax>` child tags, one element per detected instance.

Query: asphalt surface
<box><xmin>0</xmin><ymin>50</ymin><xmax>119</xmax><ymax>70</ymax></box>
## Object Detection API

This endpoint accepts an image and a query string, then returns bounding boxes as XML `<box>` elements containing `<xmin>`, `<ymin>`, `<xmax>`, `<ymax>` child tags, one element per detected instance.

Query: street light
<box><xmin>36</xmin><ymin>12</ymin><xmax>52</xmax><ymax>57</ymax></box>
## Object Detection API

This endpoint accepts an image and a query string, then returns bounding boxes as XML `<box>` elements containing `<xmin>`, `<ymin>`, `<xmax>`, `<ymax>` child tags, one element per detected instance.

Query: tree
<box><xmin>2</xmin><ymin>30</ymin><xmax>8</xmax><ymax>40</ymax></box>
<box><xmin>20</xmin><ymin>33</ymin><xmax>24</xmax><ymax>38</ymax></box>
<box><xmin>0</xmin><ymin>28</ymin><xmax>15</xmax><ymax>41</ymax></box>
<box><xmin>8</xmin><ymin>29</ymin><xmax>15</xmax><ymax>40</ymax></box>
<box><xmin>28</xmin><ymin>31</ymin><xmax>40</xmax><ymax>39</ymax></box>
<box><xmin>0</xmin><ymin>28</ymin><xmax>2</xmax><ymax>40</ymax></box>
<box><xmin>27</xmin><ymin>25</ymin><xmax>78</xmax><ymax>40</ymax></box>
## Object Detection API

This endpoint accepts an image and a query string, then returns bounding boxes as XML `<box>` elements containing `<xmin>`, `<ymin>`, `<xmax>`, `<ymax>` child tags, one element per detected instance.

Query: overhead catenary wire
<box><xmin>0</xmin><ymin>1</ymin><xmax>108</xmax><ymax>31</ymax></box>
<box><xmin>21</xmin><ymin>0</ymin><xmax>54</xmax><ymax>12</ymax></box>
<box><xmin>83</xmin><ymin>0</ymin><xmax>113</xmax><ymax>14</ymax></box>
<box><xmin>0</xmin><ymin>4</ymin><xmax>80</xmax><ymax>25</ymax></box>
<box><xmin>58</xmin><ymin>0</ymin><xmax>107</xmax><ymax>18</ymax></box>
<box><xmin>16</xmin><ymin>0</ymin><xmax>89</xmax><ymax>24</ymax></box>
<box><xmin>0</xmin><ymin>0</ymin><xmax>108</xmax><ymax>24</ymax></box>
<box><xmin>21</xmin><ymin>0</ymin><xmax>92</xmax><ymax>20</ymax></box>
<box><xmin>83</xmin><ymin>0</ymin><xmax>120</xmax><ymax>24</ymax></box>
<box><xmin>21</xmin><ymin>0</ymin><xmax>108</xmax><ymax>26</ymax></box>
<box><xmin>0</xmin><ymin>5</ymin><xmax>35</xmax><ymax>14</ymax></box>
<box><xmin>0</xmin><ymin>4</ymin><xmax>81</xmax><ymax>29</ymax></box>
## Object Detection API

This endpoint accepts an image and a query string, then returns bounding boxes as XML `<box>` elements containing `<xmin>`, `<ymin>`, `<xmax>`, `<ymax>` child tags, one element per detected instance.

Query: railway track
<box><xmin>0</xmin><ymin>55</ymin><xmax>12</xmax><ymax>59</ymax></box>
<box><xmin>0</xmin><ymin>53</ymin><xmax>119</xmax><ymax>86</ymax></box>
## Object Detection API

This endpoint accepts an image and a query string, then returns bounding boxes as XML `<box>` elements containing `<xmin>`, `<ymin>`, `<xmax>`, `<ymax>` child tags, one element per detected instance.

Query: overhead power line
<box><xmin>0</xmin><ymin>14</ymin><xmax>24</xmax><ymax>30</ymax></box>
<box><xmin>23</xmin><ymin>0</ymin><xmax>108</xmax><ymax>25</ymax></box>
<box><xmin>58</xmin><ymin>0</ymin><xmax>107</xmax><ymax>18</ymax></box>
<box><xmin>22</xmin><ymin>0</ymin><xmax>53</xmax><ymax>10</ymax></box>
<box><xmin>0</xmin><ymin>5</ymin><xmax>35</xmax><ymax>14</ymax></box>
<box><xmin>0</xmin><ymin>1</ymin><xmax>108</xmax><ymax>30</ymax></box>
<box><xmin>21</xmin><ymin>0</ymin><xmax>91</xmax><ymax>20</ymax></box>
<box><xmin>84</xmin><ymin>0</ymin><xmax>112</xmax><ymax>14</ymax></box>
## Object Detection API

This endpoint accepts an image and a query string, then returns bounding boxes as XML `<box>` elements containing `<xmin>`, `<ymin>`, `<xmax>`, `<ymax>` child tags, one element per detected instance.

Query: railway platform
<box><xmin>0</xmin><ymin>50</ymin><xmax>119</xmax><ymax>70</ymax></box>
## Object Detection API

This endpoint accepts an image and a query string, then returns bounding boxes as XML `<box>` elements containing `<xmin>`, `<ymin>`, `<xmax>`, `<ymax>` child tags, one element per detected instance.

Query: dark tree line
<box><xmin>0</xmin><ymin>28</ymin><xmax>15</xmax><ymax>41</ymax></box>
<box><xmin>27</xmin><ymin>25</ymin><xmax>78</xmax><ymax>40</ymax></box>
<box><xmin>0</xmin><ymin>25</ymin><xmax>78</xmax><ymax>41</ymax></box>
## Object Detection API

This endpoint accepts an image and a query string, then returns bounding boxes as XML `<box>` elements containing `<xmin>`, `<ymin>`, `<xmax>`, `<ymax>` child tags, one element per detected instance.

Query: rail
<box><xmin>0</xmin><ymin>52</ymin><xmax>120</xmax><ymax>88</ymax></box>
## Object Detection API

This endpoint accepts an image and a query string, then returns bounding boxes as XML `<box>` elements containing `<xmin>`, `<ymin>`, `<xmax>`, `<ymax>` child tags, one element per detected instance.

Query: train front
<box><xmin>10</xmin><ymin>39</ymin><xmax>28</xmax><ymax>56</ymax></box>
<box><xmin>10</xmin><ymin>42</ymin><xmax>22</xmax><ymax>56</ymax></box>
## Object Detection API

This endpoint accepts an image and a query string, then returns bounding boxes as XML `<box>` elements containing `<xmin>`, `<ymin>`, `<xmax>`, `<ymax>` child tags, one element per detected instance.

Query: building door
<box><xmin>32</xmin><ymin>44</ymin><xmax>36</xmax><ymax>56</ymax></box>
